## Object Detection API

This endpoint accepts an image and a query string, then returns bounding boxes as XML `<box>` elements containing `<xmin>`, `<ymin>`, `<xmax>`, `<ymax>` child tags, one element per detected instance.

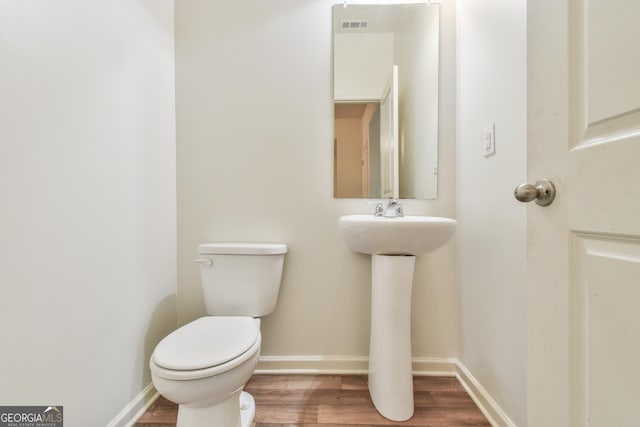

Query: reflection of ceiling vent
<box><xmin>340</xmin><ymin>20</ymin><xmax>368</xmax><ymax>30</ymax></box>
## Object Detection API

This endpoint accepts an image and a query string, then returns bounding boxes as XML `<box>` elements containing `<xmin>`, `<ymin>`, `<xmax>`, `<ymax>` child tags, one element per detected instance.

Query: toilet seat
<box><xmin>150</xmin><ymin>316</ymin><xmax>261</xmax><ymax>381</ymax></box>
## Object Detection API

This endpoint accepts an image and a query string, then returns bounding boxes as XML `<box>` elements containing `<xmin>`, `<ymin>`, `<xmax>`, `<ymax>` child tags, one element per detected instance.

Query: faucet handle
<box><xmin>368</xmin><ymin>201</ymin><xmax>384</xmax><ymax>216</ymax></box>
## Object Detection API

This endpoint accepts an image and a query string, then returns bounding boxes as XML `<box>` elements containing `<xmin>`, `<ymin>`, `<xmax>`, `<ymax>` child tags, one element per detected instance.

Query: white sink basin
<box><xmin>339</xmin><ymin>214</ymin><xmax>457</xmax><ymax>256</ymax></box>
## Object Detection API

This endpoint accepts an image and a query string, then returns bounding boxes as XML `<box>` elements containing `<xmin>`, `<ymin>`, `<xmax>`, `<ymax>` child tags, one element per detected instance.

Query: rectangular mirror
<box><xmin>333</xmin><ymin>3</ymin><xmax>440</xmax><ymax>199</ymax></box>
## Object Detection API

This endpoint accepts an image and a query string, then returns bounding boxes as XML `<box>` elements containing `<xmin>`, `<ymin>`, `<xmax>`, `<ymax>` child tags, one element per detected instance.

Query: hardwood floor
<box><xmin>134</xmin><ymin>374</ymin><xmax>491</xmax><ymax>427</ymax></box>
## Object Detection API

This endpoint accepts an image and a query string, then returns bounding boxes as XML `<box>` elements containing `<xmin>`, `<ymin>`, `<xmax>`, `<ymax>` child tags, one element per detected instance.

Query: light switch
<box><xmin>483</xmin><ymin>124</ymin><xmax>495</xmax><ymax>157</ymax></box>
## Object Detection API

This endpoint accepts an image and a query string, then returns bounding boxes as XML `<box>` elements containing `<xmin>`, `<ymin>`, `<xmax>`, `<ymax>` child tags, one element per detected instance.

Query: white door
<box><xmin>528</xmin><ymin>1</ymin><xmax>640</xmax><ymax>426</ymax></box>
<box><xmin>380</xmin><ymin>65</ymin><xmax>398</xmax><ymax>198</ymax></box>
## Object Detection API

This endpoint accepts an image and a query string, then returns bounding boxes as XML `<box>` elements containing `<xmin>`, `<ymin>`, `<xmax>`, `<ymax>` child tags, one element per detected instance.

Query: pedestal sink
<box><xmin>338</xmin><ymin>214</ymin><xmax>456</xmax><ymax>421</ymax></box>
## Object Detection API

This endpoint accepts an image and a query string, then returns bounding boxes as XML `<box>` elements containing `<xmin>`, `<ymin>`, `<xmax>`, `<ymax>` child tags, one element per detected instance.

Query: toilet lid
<box><xmin>152</xmin><ymin>317</ymin><xmax>259</xmax><ymax>371</ymax></box>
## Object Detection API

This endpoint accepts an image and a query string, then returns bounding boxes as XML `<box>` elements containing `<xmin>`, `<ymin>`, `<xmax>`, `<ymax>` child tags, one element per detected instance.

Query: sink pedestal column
<box><xmin>368</xmin><ymin>254</ymin><xmax>416</xmax><ymax>421</ymax></box>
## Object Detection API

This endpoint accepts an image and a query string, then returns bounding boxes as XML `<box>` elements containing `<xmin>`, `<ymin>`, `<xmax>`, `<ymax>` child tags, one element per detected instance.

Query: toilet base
<box><xmin>176</xmin><ymin>390</ymin><xmax>256</xmax><ymax>427</ymax></box>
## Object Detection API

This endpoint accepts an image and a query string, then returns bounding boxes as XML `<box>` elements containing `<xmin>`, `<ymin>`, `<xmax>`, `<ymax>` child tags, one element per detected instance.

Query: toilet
<box><xmin>149</xmin><ymin>242</ymin><xmax>287</xmax><ymax>427</ymax></box>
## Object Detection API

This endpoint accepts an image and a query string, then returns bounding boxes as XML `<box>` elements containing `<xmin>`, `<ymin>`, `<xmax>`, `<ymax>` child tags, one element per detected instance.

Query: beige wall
<box><xmin>0</xmin><ymin>1</ymin><xmax>176</xmax><ymax>425</ymax></box>
<box><xmin>457</xmin><ymin>0</ymin><xmax>527</xmax><ymax>425</ymax></box>
<box><xmin>176</xmin><ymin>0</ymin><xmax>458</xmax><ymax>361</ymax></box>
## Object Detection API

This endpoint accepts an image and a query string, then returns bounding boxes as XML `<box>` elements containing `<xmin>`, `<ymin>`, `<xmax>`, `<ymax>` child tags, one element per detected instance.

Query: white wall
<box><xmin>457</xmin><ymin>0</ymin><xmax>527</xmax><ymax>425</ymax></box>
<box><xmin>176</xmin><ymin>0</ymin><xmax>458</xmax><ymax>363</ymax></box>
<box><xmin>0</xmin><ymin>2</ymin><xmax>176</xmax><ymax>425</ymax></box>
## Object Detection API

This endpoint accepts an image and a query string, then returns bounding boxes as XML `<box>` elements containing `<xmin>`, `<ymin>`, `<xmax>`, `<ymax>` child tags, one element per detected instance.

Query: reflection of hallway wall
<box><xmin>334</xmin><ymin>118</ymin><xmax>363</xmax><ymax>197</ymax></box>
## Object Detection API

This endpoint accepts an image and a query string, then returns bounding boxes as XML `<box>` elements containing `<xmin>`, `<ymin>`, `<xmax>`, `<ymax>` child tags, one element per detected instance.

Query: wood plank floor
<box><xmin>134</xmin><ymin>374</ymin><xmax>491</xmax><ymax>427</ymax></box>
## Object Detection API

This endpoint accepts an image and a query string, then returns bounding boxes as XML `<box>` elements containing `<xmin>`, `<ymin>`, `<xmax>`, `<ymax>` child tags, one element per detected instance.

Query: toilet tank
<box><xmin>197</xmin><ymin>243</ymin><xmax>287</xmax><ymax>317</ymax></box>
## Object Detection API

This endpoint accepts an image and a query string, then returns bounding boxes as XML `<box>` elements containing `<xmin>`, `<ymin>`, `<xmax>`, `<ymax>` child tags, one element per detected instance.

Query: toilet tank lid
<box><xmin>198</xmin><ymin>243</ymin><xmax>287</xmax><ymax>255</ymax></box>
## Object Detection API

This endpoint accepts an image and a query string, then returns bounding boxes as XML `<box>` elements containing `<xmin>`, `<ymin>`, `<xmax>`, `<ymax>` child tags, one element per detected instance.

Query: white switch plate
<box><xmin>483</xmin><ymin>124</ymin><xmax>496</xmax><ymax>157</ymax></box>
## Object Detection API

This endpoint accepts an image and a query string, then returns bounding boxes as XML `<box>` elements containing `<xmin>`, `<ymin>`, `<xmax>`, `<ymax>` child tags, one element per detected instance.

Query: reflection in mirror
<box><xmin>333</xmin><ymin>3</ymin><xmax>439</xmax><ymax>200</ymax></box>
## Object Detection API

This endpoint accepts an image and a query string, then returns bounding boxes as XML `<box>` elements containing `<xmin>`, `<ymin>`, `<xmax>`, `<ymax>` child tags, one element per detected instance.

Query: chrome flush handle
<box><xmin>194</xmin><ymin>258</ymin><xmax>213</xmax><ymax>267</ymax></box>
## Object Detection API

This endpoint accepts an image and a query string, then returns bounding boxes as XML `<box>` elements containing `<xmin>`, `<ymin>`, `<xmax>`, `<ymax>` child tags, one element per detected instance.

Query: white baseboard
<box><xmin>256</xmin><ymin>355</ymin><xmax>458</xmax><ymax>376</ymax></box>
<box><xmin>256</xmin><ymin>355</ymin><xmax>369</xmax><ymax>374</ymax></box>
<box><xmin>106</xmin><ymin>383</ymin><xmax>159</xmax><ymax>427</ymax></box>
<box><xmin>412</xmin><ymin>357</ymin><xmax>458</xmax><ymax>376</ymax></box>
<box><xmin>454</xmin><ymin>361</ymin><xmax>517</xmax><ymax>427</ymax></box>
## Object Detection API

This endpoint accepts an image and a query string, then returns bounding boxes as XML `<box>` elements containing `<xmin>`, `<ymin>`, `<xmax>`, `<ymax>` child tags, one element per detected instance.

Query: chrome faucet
<box><xmin>372</xmin><ymin>199</ymin><xmax>404</xmax><ymax>218</ymax></box>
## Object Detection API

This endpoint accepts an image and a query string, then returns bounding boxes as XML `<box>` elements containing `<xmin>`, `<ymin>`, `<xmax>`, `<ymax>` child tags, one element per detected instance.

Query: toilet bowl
<box><xmin>150</xmin><ymin>317</ymin><xmax>261</xmax><ymax>427</ymax></box>
<box><xmin>150</xmin><ymin>243</ymin><xmax>287</xmax><ymax>427</ymax></box>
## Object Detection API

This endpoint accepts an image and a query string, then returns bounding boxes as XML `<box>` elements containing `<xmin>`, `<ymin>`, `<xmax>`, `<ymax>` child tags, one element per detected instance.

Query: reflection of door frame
<box><xmin>367</xmin><ymin>104</ymin><xmax>381</xmax><ymax>198</ymax></box>
<box><xmin>380</xmin><ymin>65</ymin><xmax>399</xmax><ymax>198</ymax></box>
<box><xmin>333</xmin><ymin>137</ymin><xmax>338</xmax><ymax>196</ymax></box>
<box><xmin>361</xmin><ymin>140</ymin><xmax>369</xmax><ymax>197</ymax></box>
